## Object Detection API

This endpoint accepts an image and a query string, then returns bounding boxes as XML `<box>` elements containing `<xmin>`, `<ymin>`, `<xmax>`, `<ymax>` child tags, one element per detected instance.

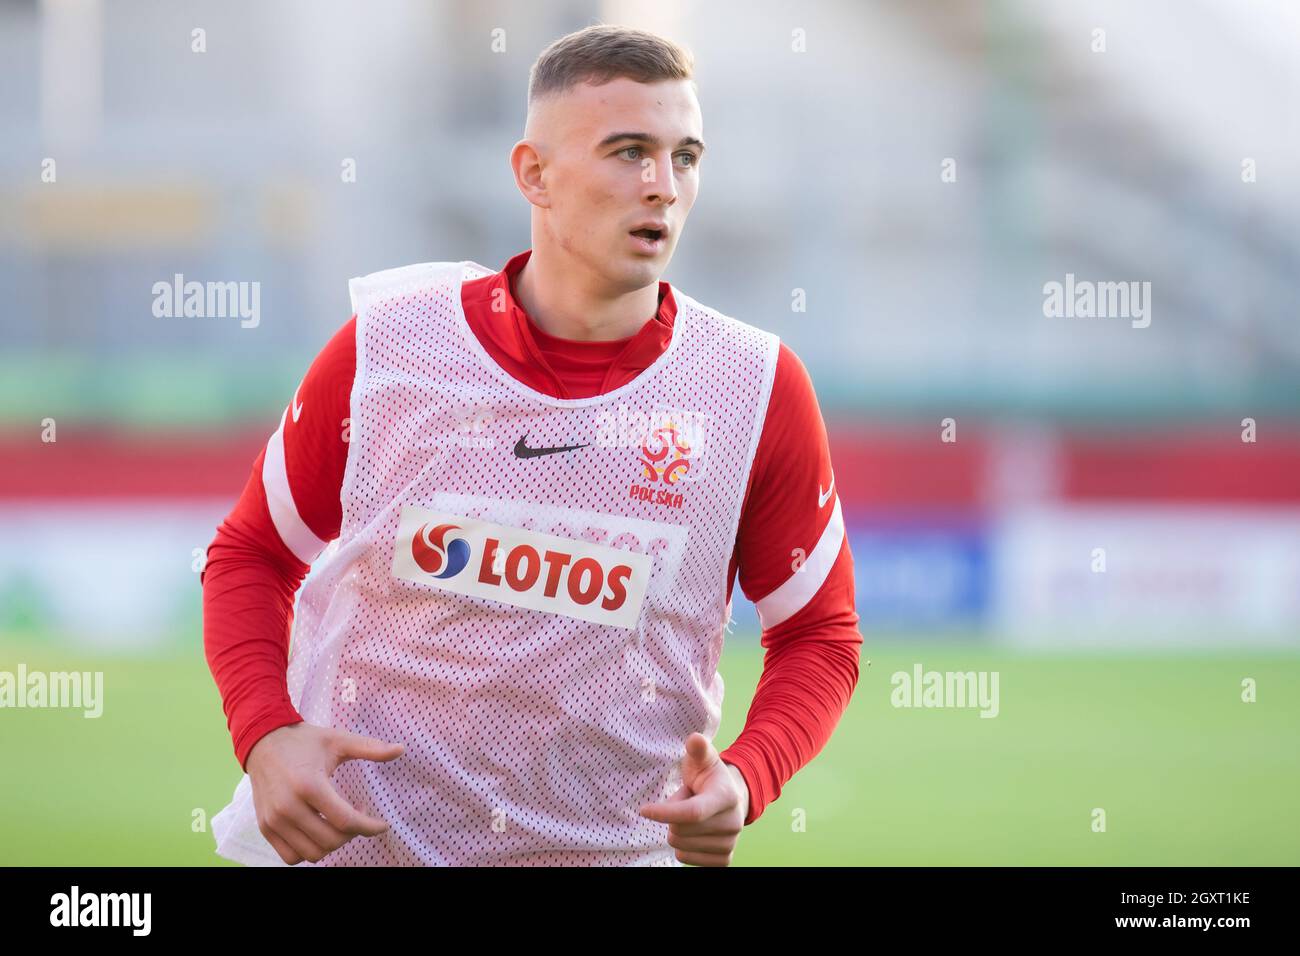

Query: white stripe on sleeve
<box><xmin>261</xmin><ymin>407</ymin><xmax>330</xmax><ymax>564</ymax></box>
<box><xmin>754</xmin><ymin>494</ymin><xmax>846</xmax><ymax>630</ymax></box>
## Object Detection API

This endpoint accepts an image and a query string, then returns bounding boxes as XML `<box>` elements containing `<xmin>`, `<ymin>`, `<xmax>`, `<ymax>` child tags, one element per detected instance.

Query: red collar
<box><xmin>460</xmin><ymin>249</ymin><xmax>677</xmax><ymax>399</ymax></box>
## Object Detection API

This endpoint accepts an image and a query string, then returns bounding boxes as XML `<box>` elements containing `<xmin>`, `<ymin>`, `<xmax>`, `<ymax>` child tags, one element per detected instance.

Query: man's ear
<box><xmin>510</xmin><ymin>140</ymin><xmax>550</xmax><ymax>209</ymax></box>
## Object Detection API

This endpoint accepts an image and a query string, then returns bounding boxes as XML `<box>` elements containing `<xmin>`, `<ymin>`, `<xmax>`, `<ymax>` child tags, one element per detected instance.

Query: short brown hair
<box><xmin>528</xmin><ymin>24</ymin><xmax>695</xmax><ymax>105</ymax></box>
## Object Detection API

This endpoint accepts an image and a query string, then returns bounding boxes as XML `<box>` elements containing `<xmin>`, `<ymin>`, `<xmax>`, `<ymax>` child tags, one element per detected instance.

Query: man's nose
<box><xmin>641</xmin><ymin>152</ymin><xmax>678</xmax><ymax>204</ymax></box>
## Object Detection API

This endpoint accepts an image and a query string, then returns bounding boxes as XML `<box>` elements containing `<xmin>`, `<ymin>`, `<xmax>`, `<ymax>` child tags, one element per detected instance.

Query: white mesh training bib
<box><xmin>212</xmin><ymin>260</ymin><xmax>779</xmax><ymax>866</ymax></box>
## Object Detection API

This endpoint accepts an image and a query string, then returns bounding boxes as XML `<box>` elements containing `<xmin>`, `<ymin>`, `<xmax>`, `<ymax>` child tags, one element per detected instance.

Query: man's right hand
<box><xmin>245</xmin><ymin>723</ymin><xmax>405</xmax><ymax>865</ymax></box>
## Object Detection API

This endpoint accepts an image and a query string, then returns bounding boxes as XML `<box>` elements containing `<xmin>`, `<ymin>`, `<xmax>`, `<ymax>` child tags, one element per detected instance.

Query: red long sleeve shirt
<box><xmin>202</xmin><ymin>250</ymin><xmax>861</xmax><ymax>826</ymax></box>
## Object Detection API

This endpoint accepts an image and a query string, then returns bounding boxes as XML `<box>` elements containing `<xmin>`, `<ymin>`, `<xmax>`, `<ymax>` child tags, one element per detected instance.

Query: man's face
<box><xmin>519</xmin><ymin>77</ymin><xmax>704</xmax><ymax>293</ymax></box>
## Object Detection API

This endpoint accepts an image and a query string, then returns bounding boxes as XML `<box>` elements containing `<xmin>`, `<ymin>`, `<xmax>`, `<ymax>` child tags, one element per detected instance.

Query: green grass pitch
<box><xmin>1</xmin><ymin>633</ymin><xmax>1296</xmax><ymax>865</ymax></box>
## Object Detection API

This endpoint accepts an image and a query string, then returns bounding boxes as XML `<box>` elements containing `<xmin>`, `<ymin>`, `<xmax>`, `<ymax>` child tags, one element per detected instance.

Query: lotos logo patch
<box><xmin>411</xmin><ymin>522</ymin><xmax>472</xmax><ymax>578</ymax></box>
<box><xmin>392</xmin><ymin>505</ymin><xmax>652</xmax><ymax>629</ymax></box>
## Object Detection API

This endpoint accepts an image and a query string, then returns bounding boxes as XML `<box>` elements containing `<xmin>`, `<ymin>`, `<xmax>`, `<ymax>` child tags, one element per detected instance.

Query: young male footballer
<box><xmin>203</xmin><ymin>24</ymin><xmax>861</xmax><ymax>867</ymax></box>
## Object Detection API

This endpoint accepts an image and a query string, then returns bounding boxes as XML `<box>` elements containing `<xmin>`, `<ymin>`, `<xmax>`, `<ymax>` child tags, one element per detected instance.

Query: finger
<box><xmin>668</xmin><ymin>815</ymin><xmax>740</xmax><ymax>838</ymax></box>
<box><xmin>680</xmin><ymin>732</ymin><xmax>720</xmax><ymax>780</ymax></box>
<box><xmin>674</xmin><ymin>848</ymin><xmax>732</xmax><ymax>867</ymax></box>
<box><xmin>332</xmin><ymin>731</ymin><xmax>405</xmax><ymax>765</ymax></box>
<box><xmin>264</xmin><ymin>829</ymin><xmax>304</xmax><ymax>866</ymax></box>
<box><xmin>640</xmin><ymin>787</ymin><xmax>730</xmax><ymax>825</ymax></box>
<box><xmin>286</xmin><ymin>801</ymin><xmax>352</xmax><ymax>854</ymax></box>
<box><xmin>655</xmin><ymin>783</ymin><xmax>736</xmax><ymax>836</ymax></box>
<box><xmin>637</xmin><ymin>783</ymin><xmax>688</xmax><ymax>821</ymax></box>
<box><xmin>278</xmin><ymin>822</ymin><xmax>329</xmax><ymax>864</ymax></box>
<box><xmin>306</xmin><ymin>781</ymin><xmax>390</xmax><ymax>837</ymax></box>
<box><xmin>667</xmin><ymin>831</ymin><xmax>737</xmax><ymax>854</ymax></box>
<box><xmin>684</xmin><ymin>732</ymin><xmax>715</xmax><ymax>763</ymax></box>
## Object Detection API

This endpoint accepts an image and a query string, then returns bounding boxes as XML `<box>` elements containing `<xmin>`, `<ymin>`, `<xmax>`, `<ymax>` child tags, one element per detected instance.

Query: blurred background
<box><xmin>1</xmin><ymin>0</ymin><xmax>1297</xmax><ymax>865</ymax></box>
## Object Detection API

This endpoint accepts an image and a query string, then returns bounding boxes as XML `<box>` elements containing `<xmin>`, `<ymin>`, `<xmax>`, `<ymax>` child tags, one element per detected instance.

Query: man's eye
<box><xmin>619</xmin><ymin>146</ymin><xmax>643</xmax><ymax>160</ymax></box>
<box><xmin>675</xmin><ymin>152</ymin><xmax>697</xmax><ymax>168</ymax></box>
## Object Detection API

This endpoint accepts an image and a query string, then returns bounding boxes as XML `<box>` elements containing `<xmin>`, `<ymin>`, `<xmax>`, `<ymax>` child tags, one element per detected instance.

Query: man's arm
<box><xmin>203</xmin><ymin>314</ymin><xmax>410</xmax><ymax>866</ymax></box>
<box><xmin>718</xmin><ymin>341</ymin><xmax>863</xmax><ymax>826</ymax></box>
<box><xmin>201</xmin><ymin>314</ymin><xmax>357</xmax><ymax>770</ymax></box>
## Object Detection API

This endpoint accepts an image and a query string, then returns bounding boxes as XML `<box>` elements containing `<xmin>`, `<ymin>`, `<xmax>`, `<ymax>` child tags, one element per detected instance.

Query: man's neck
<box><xmin>511</xmin><ymin>245</ymin><xmax>660</xmax><ymax>342</ymax></box>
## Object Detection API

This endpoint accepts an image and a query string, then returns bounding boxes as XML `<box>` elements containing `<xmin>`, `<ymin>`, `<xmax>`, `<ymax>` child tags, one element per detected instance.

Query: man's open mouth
<box><xmin>631</xmin><ymin>228</ymin><xmax>664</xmax><ymax>241</ymax></box>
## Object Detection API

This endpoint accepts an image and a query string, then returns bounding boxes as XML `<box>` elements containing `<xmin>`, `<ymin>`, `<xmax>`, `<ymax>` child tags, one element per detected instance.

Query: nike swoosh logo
<box><xmin>291</xmin><ymin>385</ymin><xmax>304</xmax><ymax>423</ymax></box>
<box><xmin>818</xmin><ymin>474</ymin><xmax>835</xmax><ymax>508</ymax></box>
<box><xmin>514</xmin><ymin>434</ymin><xmax>589</xmax><ymax>459</ymax></box>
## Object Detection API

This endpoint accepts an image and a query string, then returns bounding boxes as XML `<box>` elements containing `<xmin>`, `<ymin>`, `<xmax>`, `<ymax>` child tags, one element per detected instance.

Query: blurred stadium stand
<box><xmin>1</xmin><ymin>0</ymin><xmax>1297</xmax><ymax>647</ymax></box>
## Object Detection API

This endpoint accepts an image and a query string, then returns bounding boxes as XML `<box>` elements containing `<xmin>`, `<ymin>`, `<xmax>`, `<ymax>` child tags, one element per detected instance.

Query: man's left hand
<box><xmin>638</xmin><ymin>732</ymin><xmax>749</xmax><ymax>867</ymax></box>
